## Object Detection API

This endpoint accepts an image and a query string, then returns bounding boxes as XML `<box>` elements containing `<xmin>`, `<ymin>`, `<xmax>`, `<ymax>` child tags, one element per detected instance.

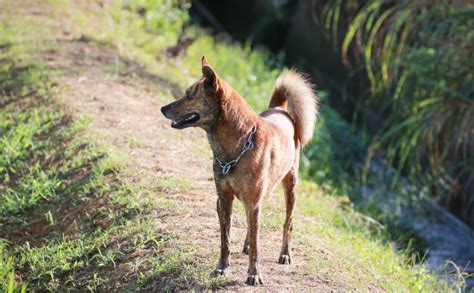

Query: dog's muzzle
<box><xmin>161</xmin><ymin>105</ymin><xmax>171</xmax><ymax>118</ymax></box>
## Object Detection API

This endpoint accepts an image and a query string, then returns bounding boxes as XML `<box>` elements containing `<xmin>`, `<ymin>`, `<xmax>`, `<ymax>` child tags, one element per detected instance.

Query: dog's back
<box><xmin>260</xmin><ymin>108</ymin><xmax>295</xmax><ymax>140</ymax></box>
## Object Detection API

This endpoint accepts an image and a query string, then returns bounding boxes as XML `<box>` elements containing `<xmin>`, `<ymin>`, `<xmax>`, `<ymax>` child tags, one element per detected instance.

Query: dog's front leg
<box><xmin>242</xmin><ymin>228</ymin><xmax>249</xmax><ymax>255</ymax></box>
<box><xmin>211</xmin><ymin>191</ymin><xmax>234</xmax><ymax>277</ymax></box>
<box><xmin>245</xmin><ymin>205</ymin><xmax>263</xmax><ymax>285</ymax></box>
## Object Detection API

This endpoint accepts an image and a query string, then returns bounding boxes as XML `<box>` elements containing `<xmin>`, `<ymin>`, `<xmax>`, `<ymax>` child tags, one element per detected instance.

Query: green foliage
<box><xmin>321</xmin><ymin>1</ymin><xmax>474</xmax><ymax>223</ymax></box>
<box><xmin>301</xmin><ymin>92</ymin><xmax>367</xmax><ymax>192</ymax></box>
<box><xmin>113</xmin><ymin>0</ymin><xmax>190</xmax><ymax>52</ymax></box>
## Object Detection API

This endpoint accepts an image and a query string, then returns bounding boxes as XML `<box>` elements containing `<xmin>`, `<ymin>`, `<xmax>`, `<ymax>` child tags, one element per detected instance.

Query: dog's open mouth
<box><xmin>171</xmin><ymin>112</ymin><xmax>200</xmax><ymax>129</ymax></box>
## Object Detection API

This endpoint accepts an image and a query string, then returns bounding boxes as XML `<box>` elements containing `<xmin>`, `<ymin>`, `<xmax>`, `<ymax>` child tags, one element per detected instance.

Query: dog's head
<box><xmin>161</xmin><ymin>56</ymin><xmax>221</xmax><ymax>129</ymax></box>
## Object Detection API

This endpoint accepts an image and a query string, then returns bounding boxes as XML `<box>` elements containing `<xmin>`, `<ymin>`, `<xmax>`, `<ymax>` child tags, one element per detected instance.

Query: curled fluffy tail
<box><xmin>269</xmin><ymin>69</ymin><xmax>319</xmax><ymax>146</ymax></box>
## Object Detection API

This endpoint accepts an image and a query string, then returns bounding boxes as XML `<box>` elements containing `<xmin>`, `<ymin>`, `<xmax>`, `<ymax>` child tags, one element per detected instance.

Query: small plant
<box><xmin>45</xmin><ymin>211</ymin><xmax>55</xmax><ymax>225</ymax></box>
<box><xmin>0</xmin><ymin>241</ymin><xmax>27</xmax><ymax>292</ymax></box>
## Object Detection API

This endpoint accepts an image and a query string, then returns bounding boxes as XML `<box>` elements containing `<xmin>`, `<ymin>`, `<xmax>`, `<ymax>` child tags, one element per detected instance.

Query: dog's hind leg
<box><xmin>211</xmin><ymin>188</ymin><xmax>234</xmax><ymax>277</ymax></box>
<box><xmin>278</xmin><ymin>166</ymin><xmax>298</xmax><ymax>265</ymax></box>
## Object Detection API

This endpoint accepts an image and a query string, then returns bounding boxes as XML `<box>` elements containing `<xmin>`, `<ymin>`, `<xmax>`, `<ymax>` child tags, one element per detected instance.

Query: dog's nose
<box><xmin>160</xmin><ymin>105</ymin><xmax>169</xmax><ymax>117</ymax></box>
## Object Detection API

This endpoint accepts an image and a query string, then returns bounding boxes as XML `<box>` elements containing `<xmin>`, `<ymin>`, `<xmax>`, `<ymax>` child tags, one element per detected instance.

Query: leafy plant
<box><xmin>318</xmin><ymin>0</ymin><xmax>474</xmax><ymax>225</ymax></box>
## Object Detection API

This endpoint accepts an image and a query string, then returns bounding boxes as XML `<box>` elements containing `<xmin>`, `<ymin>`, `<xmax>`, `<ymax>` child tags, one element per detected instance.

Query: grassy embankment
<box><xmin>0</xmin><ymin>1</ymin><xmax>454</xmax><ymax>291</ymax></box>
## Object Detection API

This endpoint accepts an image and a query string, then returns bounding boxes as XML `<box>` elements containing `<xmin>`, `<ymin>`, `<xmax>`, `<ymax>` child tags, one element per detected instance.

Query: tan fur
<box><xmin>269</xmin><ymin>69</ymin><xmax>319</xmax><ymax>146</ymax></box>
<box><xmin>161</xmin><ymin>57</ymin><xmax>319</xmax><ymax>286</ymax></box>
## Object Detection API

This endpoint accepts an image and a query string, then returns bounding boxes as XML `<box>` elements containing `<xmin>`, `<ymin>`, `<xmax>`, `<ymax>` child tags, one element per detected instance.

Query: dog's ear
<box><xmin>201</xmin><ymin>56</ymin><xmax>217</xmax><ymax>89</ymax></box>
<box><xmin>202</xmin><ymin>56</ymin><xmax>210</xmax><ymax>67</ymax></box>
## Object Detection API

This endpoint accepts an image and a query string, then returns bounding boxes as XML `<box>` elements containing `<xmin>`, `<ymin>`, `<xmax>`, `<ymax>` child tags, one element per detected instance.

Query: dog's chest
<box><xmin>219</xmin><ymin>170</ymin><xmax>259</xmax><ymax>201</ymax></box>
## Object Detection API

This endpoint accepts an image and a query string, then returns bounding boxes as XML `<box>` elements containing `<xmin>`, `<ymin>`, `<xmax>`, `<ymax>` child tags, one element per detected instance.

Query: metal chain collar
<box><xmin>215</xmin><ymin>125</ymin><xmax>257</xmax><ymax>175</ymax></box>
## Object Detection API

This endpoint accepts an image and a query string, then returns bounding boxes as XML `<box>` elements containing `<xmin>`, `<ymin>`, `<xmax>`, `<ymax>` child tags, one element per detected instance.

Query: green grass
<box><xmin>295</xmin><ymin>182</ymin><xmax>444</xmax><ymax>290</ymax></box>
<box><xmin>0</xmin><ymin>47</ymin><xmax>210</xmax><ymax>289</ymax></box>
<box><xmin>0</xmin><ymin>59</ymin><xmax>138</xmax><ymax>289</ymax></box>
<box><xmin>0</xmin><ymin>0</ymin><xmax>459</xmax><ymax>291</ymax></box>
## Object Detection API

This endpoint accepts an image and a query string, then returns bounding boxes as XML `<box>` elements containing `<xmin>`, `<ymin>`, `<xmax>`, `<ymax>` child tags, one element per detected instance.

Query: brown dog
<box><xmin>161</xmin><ymin>57</ymin><xmax>318</xmax><ymax>285</ymax></box>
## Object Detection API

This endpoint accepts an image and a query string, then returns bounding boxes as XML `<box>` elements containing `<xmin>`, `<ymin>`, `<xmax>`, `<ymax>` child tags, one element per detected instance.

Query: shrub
<box><xmin>319</xmin><ymin>0</ymin><xmax>474</xmax><ymax>226</ymax></box>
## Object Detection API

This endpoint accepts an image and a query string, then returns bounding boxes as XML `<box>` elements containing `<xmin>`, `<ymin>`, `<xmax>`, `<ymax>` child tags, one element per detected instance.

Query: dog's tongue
<box><xmin>171</xmin><ymin>120</ymin><xmax>180</xmax><ymax>127</ymax></box>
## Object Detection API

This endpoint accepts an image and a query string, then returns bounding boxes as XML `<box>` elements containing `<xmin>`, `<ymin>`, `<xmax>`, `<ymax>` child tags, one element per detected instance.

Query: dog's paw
<box><xmin>278</xmin><ymin>254</ymin><xmax>291</xmax><ymax>265</ymax></box>
<box><xmin>210</xmin><ymin>267</ymin><xmax>228</xmax><ymax>277</ymax></box>
<box><xmin>245</xmin><ymin>274</ymin><xmax>264</xmax><ymax>286</ymax></box>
